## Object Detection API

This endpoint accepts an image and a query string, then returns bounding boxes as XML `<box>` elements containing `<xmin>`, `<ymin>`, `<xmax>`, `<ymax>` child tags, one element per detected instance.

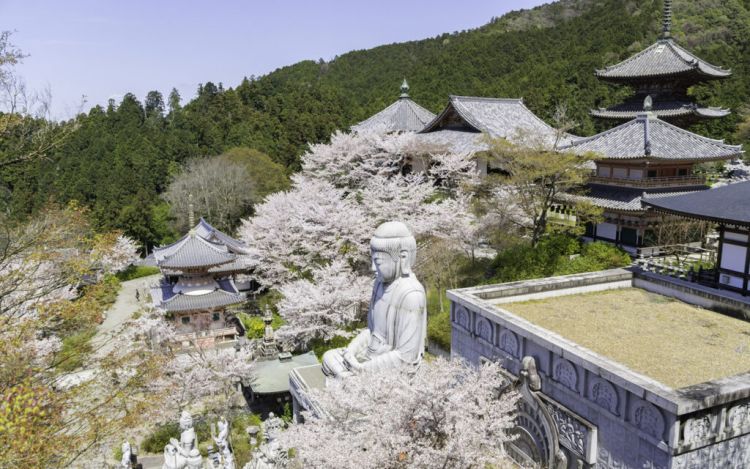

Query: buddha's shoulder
<box><xmin>394</xmin><ymin>277</ymin><xmax>426</xmax><ymax>307</ymax></box>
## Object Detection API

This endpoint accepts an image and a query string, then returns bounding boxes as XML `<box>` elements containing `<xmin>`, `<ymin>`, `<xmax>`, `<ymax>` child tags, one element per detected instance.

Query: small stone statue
<box><xmin>244</xmin><ymin>414</ymin><xmax>287</xmax><ymax>469</ymax></box>
<box><xmin>121</xmin><ymin>441</ymin><xmax>132</xmax><ymax>468</ymax></box>
<box><xmin>163</xmin><ymin>411</ymin><xmax>202</xmax><ymax>469</ymax></box>
<box><xmin>322</xmin><ymin>221</ymin><xmax>427</xmax><ymax>377</ymax></box>
<box><xmin>209</xmin><ymin>416</ymin><xmax>235</xmax><ymax>469</ymax></box>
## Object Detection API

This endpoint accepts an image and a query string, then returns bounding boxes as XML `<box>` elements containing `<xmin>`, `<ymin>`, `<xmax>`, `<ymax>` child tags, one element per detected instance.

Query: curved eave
<box><xmin>643</xmin><ymin>203</ymin><xmax>750</xmax><ymax>228</ymax></box>
<box><xmin>594</xmin><ymin>68</ymin><xmax>730</xmax><ymax>85</ymax></box>
<box><xmin>590</xmin><ymin>108</ymin><xmax>731</xmax><ymax>120</ymax></box>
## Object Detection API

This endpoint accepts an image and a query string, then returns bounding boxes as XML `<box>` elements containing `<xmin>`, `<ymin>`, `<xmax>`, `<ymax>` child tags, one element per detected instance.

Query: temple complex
<box><xmin>449</xmin><ymin>268</ymin><xmax>750</xmax><ymax>469</ymax></box>
<box><xmin>591</xmin><ymin>0</ymin><xmax>731</xmax><ymax>125</ymax></box>
<box><xmin>351</xmin><ymin>80</ymin><xmax>436</xmax><ymax>133</ymax></box>
<box><xmin>644</xmin><ymin>181</ymin><xmax>750</xmax><ymax>297</ymax></box>
<box><xmin>151</xmin><ymin>218</ymin><xmax>254</xmax><ymax>348</ymax></box>
<box><xmin>560</xmin><ymin>110</ymin><xmax>742</xmax><ymax>252</ymax></box>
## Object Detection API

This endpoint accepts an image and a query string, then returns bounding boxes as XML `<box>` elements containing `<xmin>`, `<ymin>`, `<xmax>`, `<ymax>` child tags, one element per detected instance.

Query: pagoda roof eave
<box><xmin>595</xmin><ymin>39</ymin><xmax>731</xmax><ymax>84</ymax></box>
<box><xmin>642</xmin><ymin>181</ymin><xmax>750</xmax><ymax>227</ymax></box>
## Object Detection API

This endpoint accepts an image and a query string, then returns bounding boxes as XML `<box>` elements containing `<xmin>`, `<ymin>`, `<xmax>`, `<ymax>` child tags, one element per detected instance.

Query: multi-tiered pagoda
<box><xmin>591</xmin><ymin>0</ymin><xmax>731</xmax><ymax>125</ymax></box>
<box><xmin>151</xmin><ymin>218</ymin><xmax>254</xmax><ymax>348</ymax></box>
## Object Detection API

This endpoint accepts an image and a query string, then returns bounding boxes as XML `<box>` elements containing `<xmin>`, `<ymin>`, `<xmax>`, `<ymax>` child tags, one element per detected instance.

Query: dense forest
<box><xmin>2</xmin><ymin>0</ymin><xmax>749</xmax><ymax>248</ymax></box>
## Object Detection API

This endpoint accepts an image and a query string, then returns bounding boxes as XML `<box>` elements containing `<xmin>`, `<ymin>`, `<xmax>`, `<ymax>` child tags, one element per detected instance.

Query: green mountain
<box><xmin>2</xmin><ymin>0</ymin><xmax>749</xmax><ymax>246</ymax></box>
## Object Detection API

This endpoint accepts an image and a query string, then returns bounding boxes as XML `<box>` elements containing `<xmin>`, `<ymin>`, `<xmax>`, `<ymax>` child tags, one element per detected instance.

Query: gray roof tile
<box><xmin>352</xmin><ymin>97</ymin><xmax>436</xmax><ymax>133</ymax></box>
<box><xmin>591</xmin><ymin>100</ymin><xmax>730</xmax><ymax>120</ymax></box>
<box><xmin>562</xmin><ymin>114</ymin><xmax>742</xmax><ymax>161</ymax></box>
<box><xmin>596</xmin><ymin>39</ymin><xmax>731</xmax><ymax>82</ymax></box>
<box><xmin>156</xmin><ymin>235</ymin><xmax>236</xmax><ymax>270</ymax></box>
<box><xmin>643</xmin><ymin>181</ymin><xmax>750</xmax><ymax>226</ymax></box>
<box><xmin>157</xmin><ymin>289</ymin><xmax>246</xmax><ymax>313</ymax></box>
<box><xmin>562</xmin><ymin>184</ymin><xmax>705</xmax><ymax>212</ymax></box>
<box><xmin>418</xmin><ymin>96</ymin><xmax>574</xmax><ymax>152</ymax></box>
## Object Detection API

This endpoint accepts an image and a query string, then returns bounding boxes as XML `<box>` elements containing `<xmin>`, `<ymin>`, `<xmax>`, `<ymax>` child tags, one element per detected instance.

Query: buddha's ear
<box><xmin>399</xmin><ymin>249</ymin><xmax>411</xmax><ymax>276</ymax></box>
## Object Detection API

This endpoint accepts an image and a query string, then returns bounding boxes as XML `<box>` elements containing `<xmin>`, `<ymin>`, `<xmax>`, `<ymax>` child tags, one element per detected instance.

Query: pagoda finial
<box><xmin>400</xmin><ymin>78</ymin><xmax>410</xmax><ymax>98</ymax></box>
<box><xmin>661</xmin><ymin>0</ymin><xmax>673</xmax><ymax>39</ymax></box>
<box><xmin>188</xmin><ymin>193</ymin><xmax>195</xmax><ymax>229</ymax></box>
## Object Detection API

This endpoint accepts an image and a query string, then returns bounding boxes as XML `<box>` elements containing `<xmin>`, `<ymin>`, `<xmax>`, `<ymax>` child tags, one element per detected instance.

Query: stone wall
<box><xmin>448</xmin><ymin>269</ymin><xmax>750</xmax><ymax>469</ymax></box>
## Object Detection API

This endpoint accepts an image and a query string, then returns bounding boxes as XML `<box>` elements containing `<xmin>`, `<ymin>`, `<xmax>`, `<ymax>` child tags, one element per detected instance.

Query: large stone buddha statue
<box><xmin>322</xmin><ymin>221</ymin><xmax>427</xmax><ymax>378</ymax></box>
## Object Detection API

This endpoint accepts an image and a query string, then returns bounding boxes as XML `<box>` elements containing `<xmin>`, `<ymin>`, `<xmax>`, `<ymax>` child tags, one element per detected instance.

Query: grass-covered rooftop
<box><xmin>500</xmin><ymin>288</ymin><xmax>750</xmax><ymax>389</ymax></box>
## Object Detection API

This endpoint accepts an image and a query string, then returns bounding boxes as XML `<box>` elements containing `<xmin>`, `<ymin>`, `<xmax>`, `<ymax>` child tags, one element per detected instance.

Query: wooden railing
<box><xmin>589</xmin><ymin>174</ymin><xmax>706</xmax><ymax>188</ymax></box>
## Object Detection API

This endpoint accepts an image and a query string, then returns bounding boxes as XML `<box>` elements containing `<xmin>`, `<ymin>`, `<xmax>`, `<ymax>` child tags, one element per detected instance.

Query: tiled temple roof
<box><xmin>416</xmin><ymin>96</ymin><xmax>573</xmax><ymax>153</ymax></box>
<box><xmin>561</xmin><ymin>114</ymin><xmax>742</xmax><ymax>162</ymax></box>
<box><xmin>591</xmin><ymin>100</ymin><xmax>730</xmax><ymax>121</ymax></box>
<box><xmin>595</xmin><ymin>39</ymin><xmax>731</xmax><ymax>84</ymax></box>
<box><xmin>643</xmin><ymin>181</ymin><xmax>750</xmax><ymax>226</ymax></box>
<box><xmin>562</xmin><ymin>184</ymin><xmax>704</xmax><ymax>213</ymax></box>
<box><xmin>151</xmin><ymin>276</ymin><xmax>245</xmax><ymax>313</ymax></box>
<box><xmin>351</xmin><ymin>80</ymin><xmax>436</xmax><ymax>133</ymax></box>
<box><xmin>155</xmin><ymin>235</ymin><xmax>236</xmax><ymax>270</ymax></box>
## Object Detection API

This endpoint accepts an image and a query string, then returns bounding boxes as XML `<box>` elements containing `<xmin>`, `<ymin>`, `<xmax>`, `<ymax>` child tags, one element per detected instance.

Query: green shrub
<box><xmin>240</xmin><ymin>312</ymin><xmax>285</xmax><ymax>339</ymax></box>
<box><xmin>141</xmin><ymin>422</ymin><xmax>179</xmax><ymax>454</ymax></box>
<box><xmin>57</xmin><ymin>328</ymin><xmax>96</xmax><ymax>372</ymax></box>
<box><xmin>309</xmin><ymin>335</ymin><xmax>351</xmax><ymax>360</ymax></box>
<box><xmin>116</xmin><ymin>265</ymin><xmax>161</xmax><ymax>281</ymax></box>
<box><xmin>426</xmin><ymin>288</ymin><xmax>452</xmax><ymax>351</ymax></box>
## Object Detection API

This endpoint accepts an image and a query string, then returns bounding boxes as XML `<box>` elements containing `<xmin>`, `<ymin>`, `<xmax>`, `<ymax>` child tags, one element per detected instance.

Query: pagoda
<box><xmin>351</xmin><ymin>79</ymin><xmax>436</xmax><ymax>133</ymax></box>
<box><xmin>150</xmin><ymin>217</ymin><xmax>255</xmax><ymax>348</ymax></box>
<box><xmin>591</xmin><ymin>0</ymin><xmax>731</xmax><ymax>125</ymax></box>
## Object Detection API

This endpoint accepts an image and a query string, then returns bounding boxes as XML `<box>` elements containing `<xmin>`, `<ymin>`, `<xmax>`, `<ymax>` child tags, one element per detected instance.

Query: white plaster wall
<box><xmin>725</xmin><ymin>231</ymin><xmax>749</xmax><ymax>243</ymax></box>
<box><xmin>597</xmin><ymin>222</ymin><xmax>618</xmax><ymax>240</ymax></box>
<box><xmin>720</xmin><ymin>244</ymin><xmax>747</xmax><ymax>273</ymax></box>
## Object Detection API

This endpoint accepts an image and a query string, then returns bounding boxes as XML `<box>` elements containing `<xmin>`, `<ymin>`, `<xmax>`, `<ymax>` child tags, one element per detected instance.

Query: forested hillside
<box><xmin>2</xmin><ymin>0</ymin><xmax>749</xmax><ymax>247</ymax></box>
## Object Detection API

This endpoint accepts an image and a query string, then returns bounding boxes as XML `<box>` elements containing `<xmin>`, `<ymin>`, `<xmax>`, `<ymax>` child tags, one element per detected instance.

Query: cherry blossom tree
<box><xmin>279</xmin><ymin>357</ymin><xmax>518</xmax><ymax>469</ymax></box>
<box><xmin>276</xmin><ymin>260</ymin><xmax>371</xmax><ymax>347</ymax></box>
<box><xmin>93</xmin><ymin>233</ymin><xmax>140</xmax><ymax>274</ymax></box>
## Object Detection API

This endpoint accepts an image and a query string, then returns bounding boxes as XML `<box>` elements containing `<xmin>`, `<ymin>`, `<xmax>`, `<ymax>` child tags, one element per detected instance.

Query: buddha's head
<box><xmin>370</xmin><ymin>221</ymin><xmax>417</xmax><ymax>283</ymax></box>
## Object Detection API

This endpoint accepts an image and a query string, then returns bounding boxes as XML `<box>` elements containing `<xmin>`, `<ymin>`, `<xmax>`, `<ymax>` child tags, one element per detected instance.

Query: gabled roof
<box><xmin>595</xmin><ymin>39</ymin><xmax>731</xmax><ymax>83</ymax></box>
<box><xmin>562</xmin><ymin>114</ymin><xmax>742</xmax><ymax>161</ymax></box>
<box><xmin>591</xmin><ymin>100</ymin><xmax>730</xmax><ymax>121</ymax></box>
<box><xmin>420</xmin><ymin>96</ymin><xmax>570</xmax><ymax>148</ymax></box>
<box><xmin>351</xmin><ymin>80</ymin><xmax>436</xmax><ymax>133</ymax></box>
<box><xmin>643</xmin><ymin>181</ymin><xmax>750</xmax><ymax>226</ymax></box>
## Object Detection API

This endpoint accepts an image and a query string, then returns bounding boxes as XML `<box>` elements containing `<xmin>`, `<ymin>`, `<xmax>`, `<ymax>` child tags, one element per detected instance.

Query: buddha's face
<box><xmin>372</xmin><ymin>249</ymin><xmax>398</xmax><ymax>283</ymax></box>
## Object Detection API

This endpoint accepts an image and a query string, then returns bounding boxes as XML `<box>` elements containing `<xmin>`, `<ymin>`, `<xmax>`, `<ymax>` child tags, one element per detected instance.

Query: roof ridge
<box><xmin>596</xmin><ymin>41</ymin><xmax>662</xmax><ymax>74</ymax></box>
<box><xmin>450</xmin><ymin>95</ymin><xmax>524</xmax><ymax>103</ymax></box>
<box><xmin>653</xmin><ymin>118</ymin><xmax>742</xmax><ymax>149</ymax></box>
<box><xmin>668</xmin><ymin>40</ymin><xmax>731</xmax><ymax>74</ymax></box>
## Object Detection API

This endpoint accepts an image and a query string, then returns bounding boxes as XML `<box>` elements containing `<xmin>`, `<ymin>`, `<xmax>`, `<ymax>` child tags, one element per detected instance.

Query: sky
<box><xmin>2</xmin><ymin>0</ymin><xmax>548</xmax><ymax>118</ymax></box>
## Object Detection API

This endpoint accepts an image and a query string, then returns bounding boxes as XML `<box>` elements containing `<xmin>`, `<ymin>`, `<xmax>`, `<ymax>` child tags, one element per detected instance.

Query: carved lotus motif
<box><xmin>633</xmin><ymin>402</ymin><xmax>665</xmax><ymax>440</ymax></box>
<box><xmin>553</xmin><ymin>359</ymin><xmax>577</xmax><ymax>392</ymax></box>
<box><xmin>590</xmin><ymin>379</ymin><xmax>618</xmax><ymax>415</ymax></box>
<box><xmin>476</xmin><ymin>317</ymin><xmax>492</xmax><ymax>342</ymax></box>
<box><xmin>683</xmin><ymin>416</ymin><xmax>712</xmax><ymax>443</ymax></box>
<box><xmin>498</xmin><ymin>329</ymin><xmax>519</xmax><ymax>358</ymax></box>
<box><xmin>727</xmin><ymin>404</ymin><xmax>750</xmax><ymax>432</ymax></box>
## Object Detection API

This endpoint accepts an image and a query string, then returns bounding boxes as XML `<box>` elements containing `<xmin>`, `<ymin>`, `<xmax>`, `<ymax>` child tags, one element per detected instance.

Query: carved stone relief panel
<box><xmin>553</xmin><ymin>358</ymin><xmax>578</xmax><ymax>393</ymax></box>
<box><xmin>540</xmin><ymin>395</ymin><xmax>598</xmax><ymax>464</ymax></box>
<box><xmin>498</xmin><ymin>329</ymin><xmax>520</xmax><ymax>358</ymax></box>
<box><xmin>631</xmin><ymin>401</ymin><xmax>665</xmax><ymax>441</ymax></box>
<box><xmin>727</xmin><ymin>403</ymin><xmax>750</xmax><ymax>434</ymax></box>
<box><xmin>589</xmin><ymin>378</ymin><xmax>619</xmax><ymax>416</ymax></box>
<box><xmin>475</xmin><ymin>316</ymin><xmax>493</xmax><ymax>343</ymax></box>
<box><xmin>672</xmin><ymin>434</ymin><xmax>750</xmax><ymax>469</ymax></box>
<box><xmin>454</xmin><ymin>304</ymin><xmax>471</xmax><ymax>332</ymax></box>
<box><xmin>682</xmin><ymin>415</ymin><xmax>714</xmax><ymax>445</ymax></box>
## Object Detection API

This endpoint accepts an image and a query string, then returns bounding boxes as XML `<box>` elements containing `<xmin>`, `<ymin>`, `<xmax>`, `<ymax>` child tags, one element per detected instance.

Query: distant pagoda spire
<box><xmin>661</xmin><ymin>0</ymin><xmax>673</xmax><ymax>39</ymax></box>
<box><xmin>400</xmin><ymin>78</ymin><xmax>410</xmax><ymax>98</ymax></box>
<box><xmin>188</xmin><ymin>193</ymin><xmax>195</xmax><ymax>229</ymax></box>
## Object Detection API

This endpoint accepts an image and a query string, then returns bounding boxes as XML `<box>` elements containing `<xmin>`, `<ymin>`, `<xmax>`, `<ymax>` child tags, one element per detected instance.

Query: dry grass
<box><xmin>501</xmin><ymin>288</ymin><xmax>750</xmax><ymax>389</ymax></box>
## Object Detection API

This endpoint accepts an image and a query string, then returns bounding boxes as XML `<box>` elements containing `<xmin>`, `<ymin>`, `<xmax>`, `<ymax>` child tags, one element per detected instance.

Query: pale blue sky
<box><xmin>2</xmin><ymin>0</ymin><xmax>548</xmax><ymax>117</ymax></box>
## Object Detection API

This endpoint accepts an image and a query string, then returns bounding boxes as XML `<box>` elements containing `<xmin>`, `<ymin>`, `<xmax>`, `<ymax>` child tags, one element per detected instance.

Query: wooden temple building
<box><xmin>644</xmin><ymin>181</ymin><xmax>750</xmax><ymax>297</ymax></box>
<box><xmin>591</xmin><ymin>0</ymin><xmax>731</xmax><ymax>125</ymax></box>
<box><xmin>151</xmin><ymin>218</ymin><xmax>254</xmax><ymax>348</ymax></box>
<box><xmin>560</xmin><ymin>111</ymin><xmax>742</xmax><ymax>252</ymax></box>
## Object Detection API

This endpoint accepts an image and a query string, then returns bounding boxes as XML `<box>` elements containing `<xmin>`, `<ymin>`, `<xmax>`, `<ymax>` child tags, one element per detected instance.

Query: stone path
<box><xmin>92</xmin><ymin>274</ymin><xmax>160</xmax><ymax>357</ymax></box>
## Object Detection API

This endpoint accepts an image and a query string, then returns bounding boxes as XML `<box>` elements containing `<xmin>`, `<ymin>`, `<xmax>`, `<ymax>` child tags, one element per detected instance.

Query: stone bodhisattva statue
<box><xmin>163</xmin><ymin>411</ymin><xmax>202</xmax><ymax>469</ymax></box>
<box><xmin>322</xmin><ymin>221</ymin><xmax>427</xmax><ymax>377</ymax></box>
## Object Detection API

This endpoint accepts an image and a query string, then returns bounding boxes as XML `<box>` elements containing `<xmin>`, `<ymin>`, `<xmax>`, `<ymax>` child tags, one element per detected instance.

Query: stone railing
<box><xmin>589</xmin><ymin>174</ymin><xmax>706</xmax><ymax>188</ymax></box>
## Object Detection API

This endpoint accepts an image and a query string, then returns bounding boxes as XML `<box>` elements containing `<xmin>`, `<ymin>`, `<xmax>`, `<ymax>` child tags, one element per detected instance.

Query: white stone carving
<box><xmin>632</xmin><ymin>401</ymin><xmax>665</xmax><ymax>440</ymax></box>
<box><xmin>163</xmin><ymin>411</ymin><xmax>203</xmax><ymax>469</ymax></box>
<box><xmin>499</xmin><ymin>329</ymin><xmax>519</xmax><ymax>358</ymax></box>
<box><xmin>322</xmin><ymin>221</ymin><xmax>427</xmax><ymax>378</ymax></box>
<box><xmin>589</xmin><ymin>379</ymin><xmax>618</xmax><ymax>415</ymax></box>
<box><xmin>553</xmin><ymin>359</ymin><xmax>577</xmax><ymax>392</ymax></box>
